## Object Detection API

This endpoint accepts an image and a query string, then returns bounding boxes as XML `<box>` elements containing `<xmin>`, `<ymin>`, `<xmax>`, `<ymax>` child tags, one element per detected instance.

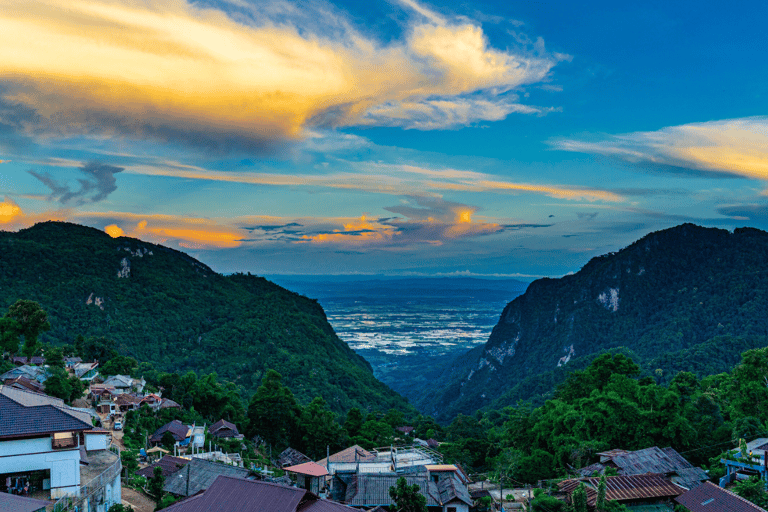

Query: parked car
<box><xmin>113</xmin><ymin>421</ymin><xmax>123</xmax><ymax>430</ymax></box>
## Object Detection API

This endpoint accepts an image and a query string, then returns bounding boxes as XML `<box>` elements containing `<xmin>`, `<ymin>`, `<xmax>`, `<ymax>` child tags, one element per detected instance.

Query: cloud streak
<box><xmin>29</xmin><ymin>161</ymin><xmax>123</xmax><ymax>205</ymax></box>
<box><xmin>0</xmin><ymin>0</ymin><xmax>558</xmax><ymax>151</ymax></box>
<box><xmin>552</xmin><ymin>117</ymin><xmax>768</xmax><ymax>180</ymax></box>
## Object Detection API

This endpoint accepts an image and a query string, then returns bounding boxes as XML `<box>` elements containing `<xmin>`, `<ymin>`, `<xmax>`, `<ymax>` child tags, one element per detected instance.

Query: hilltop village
<box><xmin>2</xmin><ymin>301</ymin><xmax>768</xmax><ymax>512</ymax></box>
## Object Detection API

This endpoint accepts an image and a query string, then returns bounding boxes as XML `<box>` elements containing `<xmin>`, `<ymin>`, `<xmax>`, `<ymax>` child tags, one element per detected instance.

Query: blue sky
<box><xmin>0</xmin><ymin>0</ymin><xmax>766</xmax><ymax>277</ymax></box>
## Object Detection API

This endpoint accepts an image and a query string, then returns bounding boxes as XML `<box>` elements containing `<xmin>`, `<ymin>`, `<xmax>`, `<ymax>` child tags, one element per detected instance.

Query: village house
<box><xmin>208</xmin><ymin>419</ymin><xmax>243</xmax><ymax>440</ymax></box>
<box><xmin>278</xmin><ymin>447</ymin><xmax>312</xmax><ymax>468</ymax></box>
<box><xmin>101</xmin><ymin>374</ymin><xmax>145</xmax><ymax>394</ymax></box>
<box><xmin>720</xmin><ymin>438</ymin><xmax>768</xmax><ymax>487</ymax></box>
<box><xmin>161</xmin><ymin>475</ymin><xmax>356</xmax><ymax>512</ymax></box>
<box><xmin>136</xmin><ymin>455</ymin><xmax>190</xmax><ymax>479</ymax></box>
<box><xmin>163</xmin><ymin>458</ymin><xmax>252</xmax><ymax>497</ymax></box>
<box><xmin>0</xmin><ymin>365</ymin><xmax>46</xmax><ymax>385</ymax></box>
<box><xmin>3</xmin><ymin>376</ymin><xmax>44</xmax><ymax>394</ymax></box>
<box><xmin>558</xmin><ymin>474</ymin><xmax>685</xmax><ymax>509</ymax></box>
<box><xmin>150</xmin><ymin>420</ymin><xmax>190</xmax><ymax>447</ymax></box>
<box><xmin>676</xmin><ymin>481</ymin><xmax>768</xmax><ymax>512</ymax></box>
<box><xmin>0</xmin><ymin>392</ymin><xmax>120</xmax><ymax>511</ymax></box>
<box><xmin>71</xmin><ymin>362</ymin><xmax>99</xmax><ymax>382</ymax></box>
<box><xmin>284</xmin><ymin>461</ymin><xmax>328</xmax><ymax>494</ymax></box>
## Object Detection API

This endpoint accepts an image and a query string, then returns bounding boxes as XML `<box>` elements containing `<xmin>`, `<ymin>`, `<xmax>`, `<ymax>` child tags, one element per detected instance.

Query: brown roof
<box><xmin>284</xmin><ymin>461</ymin><xmax>329</xmax><ymax>477</ymax></box>
<box><xmin>317</xmin><ymin>445</ymin><xmax>375</xmax><ymax>466</ymax></box>
<box><xmin>161</xmin><ymin>475</ymin><xmax>355</xmax><ymax>512</ymax></box>
<box><xmin>0</xmin><ymin>490</ymin><xmax>51</xmax><ymax>512</ymax></box>
<box><xmin>3</xmin><ymin>376</ymin><xmax>44</xmax><ymax>393</ymax></box>
<box><xmin>675</xmin><ymin>482</ymin><xmax>768</xmax><ymax>512</ymax></box>
<box><xmin>559</xmin><ymin>474</ymin><xmax>685</xmax><ymax>506</ymax></box>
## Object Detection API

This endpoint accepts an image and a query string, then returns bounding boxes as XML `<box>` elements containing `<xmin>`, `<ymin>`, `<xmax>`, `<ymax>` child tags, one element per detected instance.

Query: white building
<box><xmin>0</xmin><ymin>392</ymin><xmax>120</xmax><ymax>510</ymax></box>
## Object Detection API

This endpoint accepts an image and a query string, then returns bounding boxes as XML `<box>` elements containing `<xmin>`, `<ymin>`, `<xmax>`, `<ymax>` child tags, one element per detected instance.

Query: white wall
<box><xmin>0</xmin><ymin>437</ymin><xmax>52</xmax><ymax>457</ymax></box>
<box><xmin>0</xmin><ymin>443</ymin><xmax>81</xmax><ymax>498</ymax></box>
<box><xmin>85</xmin><ymin>433</ymin><xmax>109</xmax><ymax>451</ymax></box>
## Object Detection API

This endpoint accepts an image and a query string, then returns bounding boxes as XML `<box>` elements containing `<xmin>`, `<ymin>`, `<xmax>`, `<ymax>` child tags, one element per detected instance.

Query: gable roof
<box><xmin>151</xmin><ymin>419</ymin><xmax>190</xmax><ymax>443</ymax></box>
<box><xmin>163</xmin><ymin>458</ymin><xmax>251</xmax><ymax>496</ymax></box>
<box><xmin>0</xmin><ymin>385</ymin><xmax>94</xmax><ymax>424</ymax></box>
<box><xmin>437</xmin><ymin>474</ymin><xmax>472</xmax><ymax>506</ymax></box>
<box><xmin>209</xmin><ymin>419</ymin><xmax>239</xmax><ymax>435</ymax></box>
<box><xmin>0</xmin><ymin>394</ymin><xmax>94</xmax><ymax>439</ymax></box>
<box><xmin>0</xmin><ymin>490</ymin><xmax>51</xmax><ymax>512</ymax></box>
<box><xmin>162</xmin><ymin>475</ymin><xmax>355</xmax><ymax>512</ymax></box>
<box><xmin>675</xmin><ymin>482</ymin><xmax>768</xmax><ymax>512</ymax></box>
<box><xmin>103</xmin><ymin>374</ymin><xmax>133</xmax><ymax>387</ymax></box>
<box><xmin>136</xmin><ymin>455</ymin><xmax>191</xmax><ymax>478</ymax></box>
<box><xmin>278</xmin><ymin>447</ymin><xmax>313</xmax><ymax>468</ymax></box>
<box><xmin>558</xmin><ymin>474</ymin><xmax>685</xmax><ymax>506</ymax></box>
<box><xmin>601</xmin><ymin>446</ymin><xmax>708</xmax><ymax>489</ymax></box>
<box><xmin>317</xmin><ymin>445</ymin><xmax>375</xmax><ymax>466</ymax></box>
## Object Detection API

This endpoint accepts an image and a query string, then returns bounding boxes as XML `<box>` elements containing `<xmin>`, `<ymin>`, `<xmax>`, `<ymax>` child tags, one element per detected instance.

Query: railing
<box><xmin>53</xmin><ymin>450</ymin><xmax>122</xmax><ymax>512</ymax></box>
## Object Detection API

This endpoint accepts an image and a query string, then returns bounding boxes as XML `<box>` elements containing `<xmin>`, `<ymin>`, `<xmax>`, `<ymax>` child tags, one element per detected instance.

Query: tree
<box><xmin>572</xmin><ymin>483</ymin><xmax>588</xmax><ymax>512</ymax></box>
<box><xmin>344</xmin><ymin>408</ymin><xmax>364</xmax><ymax>438</ymax></box>
<box><xmin>45</xmin><ymin>346</ymin><xmax>65</xmax><ymax>369</ymax></box>
<box><xmin>108</xmin><ymin>505</ymin><xmax>133</xmax><ymax>512</ymax></box>
<box><xmin>121</xmin><ymin>449</ymin><xmax>139</xmax><ymax>475</ymax></box>
<box><xmin>44</xmin><ymin>368</ymin><xmax>72</xmax><ymax>402</ymax></box>
<box><xmin>161</xmin><ymin>431</ymin><xmax>176</xmax><ymax>453</ymax></box>
<box><xmin>733</xmin><ymin>476</ymin><xmax>768</xmax><ymax>508</ymax></box>
<box><xmin>82</xmin><ymin>336</ymin><xmax>118</xmax><ymax>363</ymax></box>
<box><xmin>0</xmin><ymin>316</ymin><xmax>21</xmax><ymax>355</ymax></box>
<box><xmin>300</xmin><ymin>397</ymin><xmax>347</xmax><ymax>459</ymax></box>
<box><xmin>101</xmin><ymin>355</ymin><xmax>139</xmax><ymax>376</ymax></box>
<box><xmin>5</xmin><ymin>300</ymin><xmax>50</xmax><ymax>357</ymax></box>
<box><xmin>247</xmin><ymin>370</ymin><xmax>302</xmax><ymax>449</ymax></box>
<box><xmin>389</xmin><ymin>476</ymin><xmax>427</xmax><ymax>512</ymax></box>
<box><xmin>596</xmin><ymin>474</ymin><xmax>607</xmax><ymax>512</ymax></box>
<box><xmin>148</xmin><ymin>466</ymin><xmax>165</xmax><ymax>502</ymax></box>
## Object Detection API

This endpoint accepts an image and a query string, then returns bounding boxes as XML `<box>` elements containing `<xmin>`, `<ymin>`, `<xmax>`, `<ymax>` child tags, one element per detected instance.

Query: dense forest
<box><xmin>422</xmin><ymin>224</ymin><xmax>768</xmax><ymax>422</ymax></box>
<box><xmin>0</xmin><ymin>221</ymin><xmax>412</xmax><ymax>414</ymax></box>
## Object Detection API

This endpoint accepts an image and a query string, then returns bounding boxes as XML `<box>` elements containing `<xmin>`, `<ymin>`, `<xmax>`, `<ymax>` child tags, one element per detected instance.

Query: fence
<box><xmin>53</xmin><ymin>446</ymin><xmax>122</xmax><ymax>512</ymax></box>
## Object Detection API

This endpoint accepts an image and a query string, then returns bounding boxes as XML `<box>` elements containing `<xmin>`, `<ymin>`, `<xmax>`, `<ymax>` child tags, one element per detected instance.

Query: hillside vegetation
<box><xmin>422</xmin><ymin>224</ymin><xmax>768</xmax><ymax>421</ymax></box>
<box><xmin>0</xmin><ymin>221</ymin><xmax>411</xmax><ymax>414</ymax></box>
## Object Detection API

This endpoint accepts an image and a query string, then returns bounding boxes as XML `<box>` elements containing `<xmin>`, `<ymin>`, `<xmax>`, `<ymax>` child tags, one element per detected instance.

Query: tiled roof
<box><xmin>559</xmin><ymin>474</ymin><xmax>685</xmax><ymax>506</ymax></box>
<box><xmin>0</xmin><ymin>385</ymin><xmax>94</xmax><ymax>424</ymax></box>
<box><xmin>0</xmin><ymin>490</ymin><xmax>51</xmax><ymax>512</ymax></box>
<box><xmin>151</xmin><ymin>419</ymin><xmax>190</xmax><ymax>443</ymax></box>
<box><xmin>344</xmin><ymin>474</ymin><xmax>440</xmax><ymax>507</ymax></box>
<box><xmin>136</xmin><ymin>455</ymin><xmax>191</xmax><ymax>478</ymax></box>
<box><xmin>162</xmin><ymin>475</ymin><xmax>355</xmax><ymax>512</ymax></box>
<box><xmin>209</xmin><ymin>419</ymin><xmax>239</xmax><ymax>436</ymax></box>
<box><xmin>0</xmin><ymin>395</ymin><xmax>94</xmax><ymax>439</ymax></box>
<box><xmin>675</xmin><ymin>481</ymin><xmax>767</xmax><ymax>512</ymax></box>
<box><xmin>437</xmin><ymin>474</ymin><xmax>472</xmax><ymax>506</ymax></box>
<box><xmin>4</xmin><ymin>376</ymin><xmax>44</xmax><ymax>393</ymax></box>
<box><xmin>601</xmin><ymin>446</ymin><xmax>708</xmax><ymax>489</ymax></box>
<box><xmin>317</xmin><ymin>445</ymin><xmax>375</xmax><ymax>466</ymax></box>
<box><xmin>164</xmin><ymin>458</ymin><xmax>251</xmax><ymax>496</ymax></box>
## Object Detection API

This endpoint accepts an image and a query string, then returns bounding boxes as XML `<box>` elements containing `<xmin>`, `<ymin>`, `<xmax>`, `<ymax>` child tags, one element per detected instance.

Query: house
<box><xmin>136</xmin><ymin>455</ymin><xmax>191</xmax><ymax>478</ymax></box>
<box><xmin>161</xmin><ymin>475</ymin><xmax>356</xmax><ymax>512</ymax></box>
<box><xmin>10</xmin><ymin>356</ymin><xmax>45</xmax><ymax>366</ymax></box>
<box><xmin>89</xmin><ymin>385</ymin><xmax>115</xmax><ymax>403</ymax></box>
<box><xmin>0</xmin><ymin>365</ymin><xmax>46</xmax><ymax>384</ymax></box>
<box><xmin>318</xmin><ymin>445</ymin><xmax>441</xmax><ymax>476</ymax></box>
<box><xmin>0</xmin><ymin>385</ymin><xmax>94</xmax><ymax>425</ymax></box>
<box><xmin>209</xmin><ymin>419</ymin><xmax>243</xmax><ymax>440</ymax></box>
<box><xmin>0</xmin><ymin>491</ymin><xmax>51</xmax><ymax>512</ymax></box>
<box><xmin>284</xmin><ymin>461</ymin><xmax>329</xmax><ymax>494</ymax></box>
<box><xmin>558</xmin><ymin>474</ymin><xmax>685</xmax><ymax>508</ymax></box>
<box><xmin>159</xmin><ymin>398</ymin><xmax>182</xmax><ymax>410</ymax></box>
<box><xmin>150</xmin><ymin>420</ymin><xmax>190</xmax><ymax>446</ymax></box>
<box><xmin>101</xmin><ymin>374</ymin><xmax>145</xmax><ymax>394</ymax></box>
<box><xmin>72</xmin><ymin>362</ymin><xmax>99</xmax><ymax>382</ymax></box>
<box><xmin>3</xmin><ymin>376</ymin><xmax>44</xmax><ymax>394</ymax></box>
<box><xmin>0</xmin><ymin>393</ymin><xmax>120</xmax><ymax>509</ymax></box>
<box><xmin>396</xmin><ymin>426</ymin><xmax>414</xmax><ymax>436</ymax></box>
<box><xmin>589</xmin><ymin>446</ymin><xmax>708</xmax><ymax>489</ymax></box>
<box><xmin>720</xmin><ymin>438</ymin><xmax>768</xmax><ymax>487</ymax></box>
<box><xmin>64</xmin><ymin>356</ymin><xmax>83</xmax><ymax>368</ymax></box>
<box><xmin>163</xmin><ymin>458</ymin><xmax>251</xmax><ymax>497</ymax></box>
<box><xmin>114</xmin><ymin>393</ymin><xmax>143</xmax><ymax>412</ymax></box>
<box><xmin>675</xmin><ymin>481</ymin><xmax>768</xmax><ymax>512</ymax></box>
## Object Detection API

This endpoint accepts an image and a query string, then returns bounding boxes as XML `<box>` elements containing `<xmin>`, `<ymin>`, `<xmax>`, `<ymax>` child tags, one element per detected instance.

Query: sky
<box><xmin>0</xmin><ymin>0</ymin><xmax>766</xmax><ymax>278</ymax></box>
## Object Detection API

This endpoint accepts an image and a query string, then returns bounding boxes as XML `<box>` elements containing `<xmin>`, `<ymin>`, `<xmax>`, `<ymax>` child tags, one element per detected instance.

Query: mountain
<box><xmin>421</xmin><ymin>223</ymin><xmax>768</xmax><ymax>422</ymax></box>
<box><xmin>0</xmin><ymin>221</ymin><xmax>412</xmax><ymax>414</ymax></box>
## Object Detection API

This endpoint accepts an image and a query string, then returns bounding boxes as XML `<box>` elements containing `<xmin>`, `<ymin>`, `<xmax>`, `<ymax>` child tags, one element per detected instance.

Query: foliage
<box><xmin>5</xmin><ymin>299</ymin><xmax>50</xmax><ymax>357</ymax></box>
<box><xmin>101</xmin><ymin>355</ymin><xmax>138</xmax><ymax>376</ymax></box>
<box><xmin>121</xmin><ymin>450</ymin><xmax>139</xmax><ymax>475</ymax></box>
<box><xmin>147</xmin><ymin>466</ymin><xmax>165</xmax><ymax>502</ymax></box>
<box><xmin>529</xmin><ymin>488</ymin><xmax>566</xmax><ymax>512</ymax></box>
<box><xmin>0</xmin><ymin>221</ymin><xmax>412</xmax><ymax>416</ymax></box>
<box><xmin>389</xmin><ymin>476</ymin><xmax>427</xmax><ymax>512</ymax></box>
<box><xmin>596</xmin><ymin>474</ymin><xmax>607</xmax><ymax>512</ymax></box>
<box><xmin>572</xmin><ymin>483</ymin><xmax>588</xmax><ymax>512</ymax></box>
<box><xmin>44</xmin><ymin>367</ymin><xmax>83</xmax><ymax>404</ymax></box>
<box><xmin>424</xmin><ymin>224</ymin><xmax>768</xmax><ymax>421</ymax></box>
<box><xmin>732</xmin><ymin>476</ymin><xmax>768</xmax><ymax>508</ymax></box>
<box><xmin>155</xmin><ymin>495</ymin><xmax>177</xmax><ymax>511</ymax></box>
<box><xmin>247</xmin><ymin>370</ymin><xmax>301</xmax><ymax>449</ymax></box>
<box><xmin>108</xmin><ymin>505</ymin><xmax>133</xmax><ymax>512</ymax></box>
<box><xmin>45</xmin><ymin>346</ymin><xmax>65</xmax><ymax>369</ymax></box>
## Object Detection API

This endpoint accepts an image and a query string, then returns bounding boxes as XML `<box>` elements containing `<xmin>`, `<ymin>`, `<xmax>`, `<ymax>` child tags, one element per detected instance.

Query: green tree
<box><xmin>572</xmin><ymin>482</ymin><xmax>588</xmax><ymax>512</ymax></box>
<box><xmin>108</xmin><ymin>505</ymin><xmax>133</xmax><ymax>512</ymax></box>
<box><xmin>101</xmin><ymin>355</ymin><xmax>139</xmax><ymax>376</ymax></box>
<box><xmin>45</xmin><ymin>346</ymin><xmax>65</xmax><ymax>369</ymax></box>
<box><xmin>389</xmin><ymin>476</ymin><xmax>427</xmax><ymax>512</ymax></box>
<box><xmin>161</xmin><ymin>431</ymin><xmax>176</xmax><ymax>453</ymax></box>
<box><xmin>596</xmin><ymin>474</ymin><xmax>607</xmax><ymax>512</ymax></box>
<box><xmin>300</xmin><ymin>397</ymin><xmax>347</xmax><ymax>459</ymax></box>
<box><xmin>44</xmin><ymin>368</ymin><xmax>72</xmax><ymax>401</ymax></box>
<box><xmin>733</xmin><ymin>476</ymin><xmax>768</xmax><ymax>508</ymax></box>
<box><xmin>0</xmin><ymin>316</ymin><xmax>21</xmax><ymax>355</ymax></box>
<box><xmin>121</xmin><ymin>450</ymin><xmax>139</xmax><ymax>475</ymax></box>
<box><xmin>148</xmin><ymin>466</ymin><xmax>165</xmax><ymax>502</ymax></box>
<box><xmin>68</xmin><ymin>374</ymin><xmax>85</xmax><ymax>403</ymax></box>
<box><xmin>6</xmin><ymin>300</ymin><xmax>50</xmax><ymax>357</ymax></box>
<box><xmin>344</xmin><ymin>408</ymin><xmax>364</xmax><ymax>438</ymax></box>
<box><xmin>246</xmin><ymin>370</ymin><xmax>301</xmax><ymax>449</ymax></box>
<box><xmin>82</xmin><ymin>336</ymin><xmax>118</xmax><ymax>363</ymax></box>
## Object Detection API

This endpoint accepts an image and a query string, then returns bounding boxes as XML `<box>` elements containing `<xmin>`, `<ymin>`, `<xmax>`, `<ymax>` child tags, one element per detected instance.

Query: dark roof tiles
<box><xmin>136</xmin><ymin>455</ymin><xmax>191</xmax><ymax>478</ymax></box>
<box><xmin>0</xmin><ymin>395</ymin><xmax>94</xmax><ymax>439</ymax></box>
<box><xmin>675</xmin><ymin>482</ymin><xmax>768</xmax><ymax>512</ymax></box>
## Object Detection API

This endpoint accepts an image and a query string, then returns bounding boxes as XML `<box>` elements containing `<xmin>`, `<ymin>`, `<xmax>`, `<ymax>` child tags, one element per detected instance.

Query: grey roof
<box><xmin>0</xmin><ymin>491</ymin><xmax>51</xmax><ymax>512</ymax></box>
<box><xmin>164</xmin><ymin>458</ymin><xmax>251</xmax><ymax>496</ymax></box>
<box><xmin>163</xmin><ymin>475</ymin><xmax>355</xmax><ymax>512</ymax></box>
<box><xmin>343</xmin><ymin>474</ymin><xmax>440</xmax><ymax>507</ymax></box>
<box><xmin>136</xmin><ymin>455</ymin><xmax>191</xmax><ymax>478</ymax></box>
<box><xmin>103</xmin><ymin>374</ymin><xmax>133</xmax><ymax>387</ymax></box>
<box><xmin>608</xmin><ymin>446</ymin><xmax>708</xmax><ymax>489</ymax></box>
<box><xmin>437</xmin><ymin>474</ymin><xmax>472</xmax><ymax>506</ymax></box>
<box><xmin>151</xmin><ymin>420</ymin><xmax>189</xmax><ymax>443</ymax></box>
<box><xmin>0</xmin><ymin>385</ymin><xmax>94</xmax><ymax>424</ymax></box>
<box><xmin>0</xmin><ymin>395</ymin><xmax>94</xmax><ymax>439</ymax></box>
<box><xmin>675</xmin><ymin>481</ymin><xmax>768</xmax><ymax>512</ymax></box>
<box><xmin>278</xmin><ymin>447</ymin><xmax>312</xmax><ymax>468</ymax></box>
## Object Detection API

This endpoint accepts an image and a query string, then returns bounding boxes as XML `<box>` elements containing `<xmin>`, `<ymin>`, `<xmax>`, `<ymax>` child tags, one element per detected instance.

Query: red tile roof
<box><xmin>675</xmin><ymin>482</ymin><xmax>768</xmax><ymax>512</ymax></box>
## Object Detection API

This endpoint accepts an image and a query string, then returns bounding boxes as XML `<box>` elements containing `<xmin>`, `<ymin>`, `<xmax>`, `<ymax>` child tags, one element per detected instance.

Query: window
<box><xmin>52</xmin><ymin>432</ymin><xmax>77</xmax><ymax>449</ymax></box>
<box><xmin>447</xmin><ymin>507</ymin><xmax>457</xmax><ymax>512</ymax></box>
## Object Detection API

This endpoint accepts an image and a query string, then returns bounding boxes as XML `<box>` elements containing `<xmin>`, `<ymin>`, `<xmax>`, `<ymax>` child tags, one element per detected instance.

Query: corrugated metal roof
<box><xmin>559</xmin><ymin>474</ymin><xmax>684</xmax><ymax>506</ymax></box>
<box><xmin>161</xmin><ymin>475</ymin><xmax>355</xmax><ymax>512</ymax></box>
<box><xmin>675</xmin><ymin>481</ymin><xmax>768</xmax><ymax>512</ymax></box>
<box><xmin>279</xmin><ymin>448</ymin><xmax>312</xmax><ymax>468</ymax></box>
<box><xmin>164</xmin><ymin>458</ymin><xmax>251</xmax><ymax>496</ymax></box>
<box><xmin>285</xmin><ymin>462</ymin><xmax>329</xmax><ymax>477</ymax></box>
<box><xmin>437</xmin><ymin>474</ymin><xmax>472</xmax><ymax>506</ymax></box>
<box><xmin>344</xmin><ymin>474</ymin><xmax>440</xmax><ymax>507</ymax></box>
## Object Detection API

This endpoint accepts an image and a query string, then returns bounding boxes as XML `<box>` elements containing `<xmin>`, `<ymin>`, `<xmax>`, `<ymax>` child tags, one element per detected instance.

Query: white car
<box><xmin>113</xmin><ymin>421</ymin><xmax>123</xmax><ymax>430</ymax></box>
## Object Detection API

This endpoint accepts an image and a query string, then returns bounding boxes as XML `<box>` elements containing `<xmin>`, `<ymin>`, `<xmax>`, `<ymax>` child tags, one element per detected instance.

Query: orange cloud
<box><xmin>301</xmin><ymin>215</ymin><xmax>397</xmax><ymax>244</ymax></box>
<box><xmin>0</xmin><ymin>198</ymin><xmax>22</xmax><ymax>224</ymax></box>
<box><xmin>0</xmin><ymin>0</ymin><xmax>557</xmax><ymax>147</ymax></box>
<box><xmin>104</xmin><ymin>224</ymin><xmax>124</xmax><ymax>237</ymax></box>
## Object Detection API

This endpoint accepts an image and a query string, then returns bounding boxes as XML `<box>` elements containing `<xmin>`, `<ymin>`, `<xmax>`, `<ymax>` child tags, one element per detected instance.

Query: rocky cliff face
<box><xmin>422</xmin><ymin>223</ymin><xmax>768</xmax><ymax>422</ymax></box>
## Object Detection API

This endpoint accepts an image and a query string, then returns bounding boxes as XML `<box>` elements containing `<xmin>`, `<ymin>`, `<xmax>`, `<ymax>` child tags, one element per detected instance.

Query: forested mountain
<box><xmin>0</xmin><ymin>221</ymin><xmax>412</xmax><ymax>414</ymax></box>
<box><xmin>422</xmin><ymin>224</ymin><xmax>768</xmax><ymax>422</ymax></box>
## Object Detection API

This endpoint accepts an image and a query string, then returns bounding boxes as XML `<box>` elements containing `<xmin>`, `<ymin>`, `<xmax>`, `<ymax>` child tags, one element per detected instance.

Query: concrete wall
<box><xmin>0</xmin><ymin>440</ymin><xmax>82</xmax><ymax>498</ymax></box>
<box><xmin>85</xmin><ymin>433</ymin><xmax>109</xmax><ymax>451</ymax></box>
